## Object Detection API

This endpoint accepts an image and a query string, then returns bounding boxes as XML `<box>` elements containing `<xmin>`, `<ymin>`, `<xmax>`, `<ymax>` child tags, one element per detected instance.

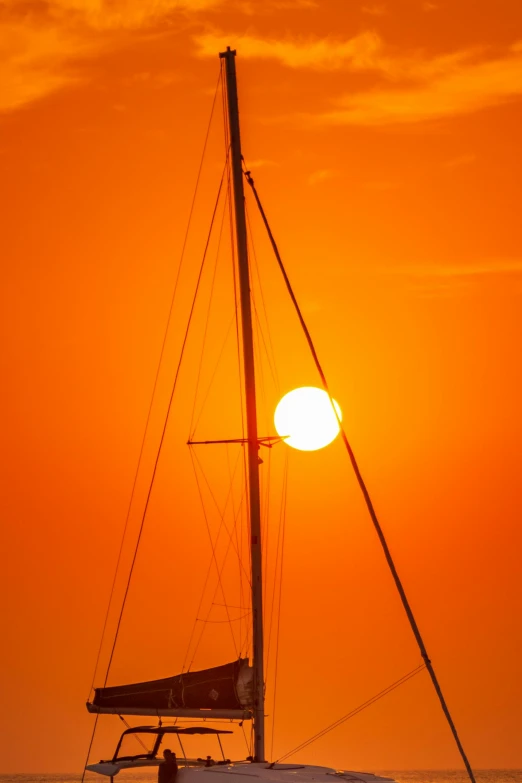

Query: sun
<box><xmin>274</xmin><ymin>386</ymin><xmax>342</xmax><ymax>451</ymax></box>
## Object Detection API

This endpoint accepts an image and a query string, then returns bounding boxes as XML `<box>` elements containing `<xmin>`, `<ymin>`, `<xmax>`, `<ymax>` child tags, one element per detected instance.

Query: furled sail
<box><xmin>87</xmin><ymin>659</ymin><xmax>253</xmax><ymax>718</ymax></box>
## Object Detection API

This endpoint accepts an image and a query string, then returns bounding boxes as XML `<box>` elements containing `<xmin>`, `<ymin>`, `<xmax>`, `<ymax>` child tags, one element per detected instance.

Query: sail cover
<box><xmin>91</xmin><ymin>659</ymin><xmax>252</xmax><ymax>712</ymax></box>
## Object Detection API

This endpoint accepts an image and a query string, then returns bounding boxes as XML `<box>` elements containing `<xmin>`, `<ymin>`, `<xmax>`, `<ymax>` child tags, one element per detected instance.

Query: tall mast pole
<box><xmin>219</xmin><ymin>47</ymin><xmax>265</xmax><ymax>762</ymax></box>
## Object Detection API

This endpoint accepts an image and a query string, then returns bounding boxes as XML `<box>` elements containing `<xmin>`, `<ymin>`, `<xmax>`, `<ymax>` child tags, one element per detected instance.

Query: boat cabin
<box><xmin>86</xmin><ymin>725</ymin><xmax>233</xmax><ymax>777</ymax></box>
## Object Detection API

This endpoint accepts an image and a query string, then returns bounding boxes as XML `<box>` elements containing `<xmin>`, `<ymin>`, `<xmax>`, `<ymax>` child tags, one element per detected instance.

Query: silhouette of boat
<box><xmin>83</xmin><ymin>47</ymin><xmax>475</xmax><ymax>783</ymax></box>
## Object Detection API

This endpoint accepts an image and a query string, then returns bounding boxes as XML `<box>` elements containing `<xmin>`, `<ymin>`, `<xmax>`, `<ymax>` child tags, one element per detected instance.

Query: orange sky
<box><xmin>1</xmin><ymin>0</ymin><xmax>522</xmax><ymax>774</ymax></box>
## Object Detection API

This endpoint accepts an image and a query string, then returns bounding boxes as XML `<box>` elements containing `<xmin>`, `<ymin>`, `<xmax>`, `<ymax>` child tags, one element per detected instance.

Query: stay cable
<box><xmin>244</xmin><ymin>165</ymin><xmax>477</xmax><ymax>783</ymax></box>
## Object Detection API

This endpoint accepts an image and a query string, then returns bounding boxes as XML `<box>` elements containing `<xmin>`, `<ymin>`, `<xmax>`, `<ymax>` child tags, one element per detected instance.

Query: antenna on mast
<box><xmin>219</xmin><ymin>46</ymin><xmax>265</xmax><ymax>762</ymax></box>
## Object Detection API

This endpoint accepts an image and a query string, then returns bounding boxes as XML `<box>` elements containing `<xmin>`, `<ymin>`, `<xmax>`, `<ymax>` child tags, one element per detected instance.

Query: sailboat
<box><xmin>83</xmin><ymin>48</ymin><xmax>475</xmax><ymax>783</ymax></box>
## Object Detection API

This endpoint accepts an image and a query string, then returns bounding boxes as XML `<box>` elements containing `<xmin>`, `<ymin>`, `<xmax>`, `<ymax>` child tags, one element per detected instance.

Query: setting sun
<box><xmin>274</xmin><ymin>386</ymin><xmax>342</xmax><ymax>451</ymax></box>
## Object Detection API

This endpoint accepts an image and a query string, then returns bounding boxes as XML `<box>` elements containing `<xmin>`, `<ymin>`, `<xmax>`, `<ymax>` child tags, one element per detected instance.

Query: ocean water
<box><xmin>1</xmin><ymin>772</ymin><xmax>521</xmax><ymax>783</ymax></box>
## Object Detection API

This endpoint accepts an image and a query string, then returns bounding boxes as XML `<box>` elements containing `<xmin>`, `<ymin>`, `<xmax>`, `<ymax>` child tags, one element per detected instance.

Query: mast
<box><xmin>219</xmin><ymin>47</ymin><xmax>265</xmax><ymax>762</ymax></box>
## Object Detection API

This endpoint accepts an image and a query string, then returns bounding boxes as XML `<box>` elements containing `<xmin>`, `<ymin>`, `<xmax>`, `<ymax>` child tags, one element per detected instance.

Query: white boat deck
<box><xmin>194</xmin><ymin>763</ymin><xmax>396</xmax><ymax>783</ymax></box>
<box><xmin>86</xmin><ymin>760</ymin><xmax>397</xmax><ymax>783</ymax></box>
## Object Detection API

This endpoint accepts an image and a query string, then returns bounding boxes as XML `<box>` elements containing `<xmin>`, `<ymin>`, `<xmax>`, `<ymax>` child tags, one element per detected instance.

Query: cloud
<box><xmin>6</xmin><ymin>0</ymin><xmax>327</xmax><ymax>112</ymax></box>
<box><xmin>235</xmin><ymin>0</ymin><xmax>317</xmax><ymax>12</ymax></box>
<box><xmin>401</xmin><ymin>259</ymin><xmax>522</xmax><ymax>298</ymax></box>
<box><xmin>47</xmin><ymin>0</ymin><xmax>220</xmax><ymax>30</ymax></box>
<box><xmin>362</xmin><ymin>4</ymin><xmax>387</xmax><ymax>16</ymax></box>
<box><xmin>195</xmin><ymin>30</ymin><xmax>382</xmax><ymax>70</ymax></box>
<box><xmin>308</xmin><ymin>168</ymin><xmax>339</xmax><ymax>185</ymax></box>
<box><xmin>0</xmin><ymin>20</ymin><xmax>92</xmax><ymax>112</ymax></box>
<box><xmin>244</xmin><ymin>158</ymin><xmax>278</xmax><ymax>168</ymax></box>
<box><xmin>194</xmin><ymin>28</ymin><xmax>477</xmax><ymax>78</ymax></box>
<box><xmin>0</xmin><ymin>0</ymin><xmax>221</xmax><ymax>112</ymax></box>
<box><xmin>321</xmin><ymin>43</ymin><xmax>522</xmax><ymax>125</ymax></box>
<box><xmin>392</xmin><ymin>259</ymin><xmax>522</xmax><ymax>279</ymax></box>
<box><xmin>444</xmin><ymin>153</ymin><xmax>476</xmax><ymax>168</ymax></box>
<box><xmin>195</xmin><ymin>28</ymin><xmax>522</xmax><ymax>125</ymax></box>
<box><xmin>383</xmin><ymin>258</ymin><xmax>522</xmax><ymax>298</ymax></box>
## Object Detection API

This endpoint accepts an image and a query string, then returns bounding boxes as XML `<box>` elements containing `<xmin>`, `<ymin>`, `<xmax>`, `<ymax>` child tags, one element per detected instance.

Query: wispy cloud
<box><xmin>195</xmin><ymin>28</ymin><xmax>522</xmax><ymax>125</ymax></box>
<box><xmin>0</xmin><ymin>19</ymin><xmax>92</xmax><ymax>112</ymax></box>
<box><xmin>362</xmin><ymin>4</ymin><xmax>387</xmax><ymax>16</ymax></box>
<box><xmin>392</xmin><ymin>259</ymin><xmax>522</xmax><ymax>279</ymax></box>
<box><xmin>194</xmin><ymin>28</ymin><xmax>476</xmax><ymax>78</ymax></box>
<box><xmin>47</xmin><ymin>0</ymin><xmax>220</xmax><ymax>30</ymax></box>
<box><xmin>0</xmin><ymin>0</ymin><xmax>220</xmax><ymax>112</ymax></box>
<box><xmin>307</xmin><ymin>168</ymin><xmax>339</xmax><ymax>185</ymax></box>
<box><xmin>322</xmin><ymin>42</ymin><xmax>522</xmax><ymax>125</ymax></box>
<box><xmin>382</xmin><ymin>258</ymin><xmax>522</xmax><ymax>298</ymax></box>
<box><xmin>244</xmin><ymin>158</ymin><xmax>278</xmax><ymax>169</ymax></box>
<box><xmin>444</xmin><ymin>153</ymin><xmax>476</xmax><ymax>168</ymax></box>
<box><xmin>195</xmin><ymin>30</ymin><xmax>382</xmax><ymax>70</ymax></box>
<box><xmin>235</xmin><ymin>0</ymin><xmax>317</xmax><ymax>12</ymax></box>
<box><xmin>3</xmin><ymin>0</ymin><xmax>315</xmax><ymax>112</ymax></box>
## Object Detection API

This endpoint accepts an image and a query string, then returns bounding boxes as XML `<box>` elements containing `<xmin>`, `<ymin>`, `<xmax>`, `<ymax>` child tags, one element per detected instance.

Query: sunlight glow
<box><xmin>274</xmin><ymin>387</ymin><xmax>342</xmax><ymax>452</ymax></box>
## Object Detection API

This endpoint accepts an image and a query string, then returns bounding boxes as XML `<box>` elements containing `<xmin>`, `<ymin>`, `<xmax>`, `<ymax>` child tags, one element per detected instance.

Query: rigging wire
<box><xmin>80</xmin><ymin>714</ymin><xmax>99</xmax><ymax>783</ymax></box>
<box><xmin>190</xmin><ymin>310</ymin><xmax>238</xmax><ymax>440</ymax></box>
<box><xmin>188</xmin><ymin>445</ymin><xmax>240</xmax><ymax>658</ymax></box>
<box><xmin>245</xmin><ymin>200</ymin><xmax>280</xmax><ymax>392</ymax></box>
<box><xmin>190</xmin><ymin>489</ymin><xmax>248</xmax><ymax>654</ymax></box>
<box><xmin>186</xmin><ymin>451</ymin><xmax>250</xmax><ymax>668</ymax></box>
<box><xmin>247</xmin><ymin>204</ymin><xmax>280</xmax><ymax>635</ymax></box>
<box><xmin>249</xmin><ymin>295</ymin><xmax>279</xmax><ymax>638</ymax></box>
<box><xmin>221</xmin><ymin>84</ymin><xmax>251</xmax><ymax>657</ymax></box>
<box><xmin>80</xmin><ymin>62</ymin><xmax>223</xmax><ymax>783</ymax></box>
<box><xmin>226</xmin><ymin>442</ymin><xmax>250</xmax><ymax>658</ymax></box>
<box><xmin>222</xmin><ymin>61</ymin><xmax>251</xmax><ymax>661</ymax></box>
<box><xmin>244</xmin><ymin>166</ymin><xmax>477</xmax><ymax>783</ymax></box>
<box><xmin>226</xmin><ymin>442</ymin><xmax>243</xmax><ymax>654</ymax></box>
<box><xmin>181</xmin><ymin>443</ymin><xmax>244</xmax><ymax>672</ymax></box>
<box><xmin>274</xmin><ymin>664</ymin><xmax>427</xmax><ymax>763</ymax></box>
<box><xmin>265</xmin><ymin>452</ymin><xmax>288</xmax><ymax>686</ymax></box>
<box><xmin>250</xmin><ymin>300</ymin><xmax>269</xmax><ymax>610</ymax></box>
<box><xmin>100</xmin><ymin>160</ymin><xmax>229</xmax><ymax>694</ymax></box>
<box><xmin>85</xmin><ymin>67</ymin><xmax>223</xmax><ymax>702</ymax></box>
<box><xmin>252</xmin><ymin>299</ymin><xmax>278</xmax><ymax>411</ymax></box>
<box><xmin>118</xmin><ymin>715</ymin><xmax>149</xmax><ymax>752</ymax></box>
<box><xmin>261</xmin><ymin>441</ymin><xmax>272</xmax><ymax>621</ymax></box>
<box><xmin>244</xmin><ymin>201</ymin><xmax>281</xmax><ymax>648</ymax></box>
<box><xmin>241</xmin><ymin>721</ymin><xmax>252</xmax><ymax>756</ymax></box>
<box><xmin>189</xmin><ymin>182</ymin><xmax>230</xmax><ymax>439</ymax></box>
<box><xmin>269</xmin><ymin>450</ymin><xmax>289</xmax><ymax>762</ymax></box>
<box><xmin>185</xmin><ymin>435</ymin><xmax>252</xmax><ymax>665</ymax></box>
<box><xmin>198</xmin><ymin>611</ymin><xmax>251</xmax><ymax>624</ymax></box>
<box><xmin>190</xmin><ymin>446</ymin><xmax>252</xmax><ymax>587</ymax></box>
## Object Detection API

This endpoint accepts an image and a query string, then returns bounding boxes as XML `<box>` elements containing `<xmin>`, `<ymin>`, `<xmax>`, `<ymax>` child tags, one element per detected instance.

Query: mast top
<box><xmin>219</xmin><ymin>47</ymin><xmax>236</xmax><ymax>58</ymax></box>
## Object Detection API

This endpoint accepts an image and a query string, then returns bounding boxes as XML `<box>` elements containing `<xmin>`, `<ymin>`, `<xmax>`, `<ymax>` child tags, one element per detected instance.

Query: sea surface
<box><xmin>1</xmin><ymin>772</ymin><xmax>521</xmax><ymax>783</ymax></box>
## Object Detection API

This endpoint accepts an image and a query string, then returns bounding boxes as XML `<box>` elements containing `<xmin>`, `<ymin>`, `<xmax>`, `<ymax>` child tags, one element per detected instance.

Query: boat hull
<box><xmin>86</xmin><ymin>760</ymin><xmax>397</xmax><ymax>783</ymax></box>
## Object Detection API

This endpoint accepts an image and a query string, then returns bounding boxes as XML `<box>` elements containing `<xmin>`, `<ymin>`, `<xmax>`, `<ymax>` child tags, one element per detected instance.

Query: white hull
<box><xmin>86</xmin><ymin>761</ymin><xmax>397</xmax><ymax>783</ymax></box>
<box><xmin>186</xmin><ymin>763</ymin><xmax>397</xmax><ymax>783</ymax></box>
